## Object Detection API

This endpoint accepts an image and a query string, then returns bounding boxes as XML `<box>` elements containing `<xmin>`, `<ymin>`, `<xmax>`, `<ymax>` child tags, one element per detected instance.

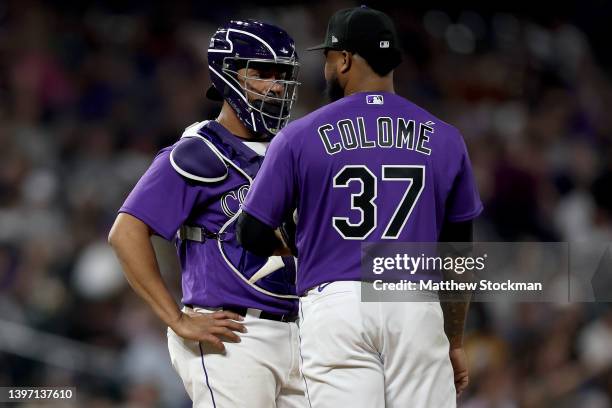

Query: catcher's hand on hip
<box><xmin>171</xmin><ymin>310</ymin><xmax>246</xmax><ymax>352</ymax></box>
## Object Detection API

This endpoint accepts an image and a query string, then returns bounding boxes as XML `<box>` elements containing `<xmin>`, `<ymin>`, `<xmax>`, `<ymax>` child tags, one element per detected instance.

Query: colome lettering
<box><xmin>318</xmin><ymin>117</ymin><xmax>434</xmax><ymax>156</ymax></box>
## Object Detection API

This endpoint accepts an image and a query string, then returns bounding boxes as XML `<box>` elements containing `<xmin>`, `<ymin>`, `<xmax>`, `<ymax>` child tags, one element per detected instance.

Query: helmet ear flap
<box><xmin>222</xmin><ymin>83</ymin><xmax>235</xmax><ymax>100</ymax></box>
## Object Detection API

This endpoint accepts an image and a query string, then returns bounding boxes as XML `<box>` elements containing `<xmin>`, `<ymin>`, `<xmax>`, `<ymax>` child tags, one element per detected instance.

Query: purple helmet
<box><xmin>207</xmin><ymin>20</ymin><xmax>300</xmax><ymax>139</ymax></box>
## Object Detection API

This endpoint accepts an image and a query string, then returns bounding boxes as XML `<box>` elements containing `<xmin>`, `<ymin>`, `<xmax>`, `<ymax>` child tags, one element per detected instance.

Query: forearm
<box><xmin>273</xmin><ymin>230</ymin><xmax>292</xmax><ymax>256</ymax></box>
<box><xmin>439</xmin><ymin>261</ymin><xmax>472</xmax><ymax>348</ymax></box>
<box><xmin>108</xmin><ymin>213</ymin><xmax>181</xmax><ymax>327</ymax></box>
<box><xmin>438</xmin><ymin>220</ymin><xmax>474</xmax><ymax>348</ymax></box>
<box><xmin>440</xmin><ymin>298</ymin><xmax>470</xmax><ymax>348</ymax></box>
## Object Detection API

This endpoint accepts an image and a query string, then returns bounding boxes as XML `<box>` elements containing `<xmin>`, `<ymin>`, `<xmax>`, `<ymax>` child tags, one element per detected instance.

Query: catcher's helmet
<box><xmin>207</xmin><ymin>20</ymin><xmax>300</xmax><ymax>139</ymax></box>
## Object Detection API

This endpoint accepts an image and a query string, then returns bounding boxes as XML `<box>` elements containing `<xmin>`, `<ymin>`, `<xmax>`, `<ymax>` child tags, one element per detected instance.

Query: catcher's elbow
<box><xmin>108</xmin><ymin>220</ymin><xmax>124</xmax><ymax>249</ymax></box>
<box><xmin>108</xmin><ymin>213</ymin><xmax>138</xmax><ymax>248</ymax></box>
<box><xmin>110</xmin><ymin>213</ymin><xmax>152</xmax><ymax>248</ymax></box>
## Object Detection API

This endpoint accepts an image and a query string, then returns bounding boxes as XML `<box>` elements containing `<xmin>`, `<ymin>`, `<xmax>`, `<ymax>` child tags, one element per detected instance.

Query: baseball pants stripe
<box><xmin>198</xmin><ymin>342</ymin><xmax>217</xmax><ymax>407</ymax></box>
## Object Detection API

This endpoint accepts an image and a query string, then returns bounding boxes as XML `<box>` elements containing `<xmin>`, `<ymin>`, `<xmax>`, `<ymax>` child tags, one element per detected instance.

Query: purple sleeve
<box><xmin>242</xmin><ymin>132</ymin><xmax>296</xmax><ymax>228</ymax></box>
<box><xmin>445</xmin><ymin>137</ymin><xmax>483</xmax><ymax>222</ymax></box>
<box><xmin>119</xmin><ymin>148</ymin><xmax>201</xmax><ymax>240</ymax></box>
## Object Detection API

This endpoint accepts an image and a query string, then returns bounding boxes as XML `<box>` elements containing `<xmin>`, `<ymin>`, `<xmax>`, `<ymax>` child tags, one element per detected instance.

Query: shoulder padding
<box><xmin>170</xmin><ymin>122</ymin><xmax>229</xmax><ymax>183</ymax></box>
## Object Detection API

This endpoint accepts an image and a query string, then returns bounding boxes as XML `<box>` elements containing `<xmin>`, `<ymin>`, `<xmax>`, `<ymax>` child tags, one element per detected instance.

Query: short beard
<box><xmin>324</xmin><ymin>73</ymin><xmax>345</xmax><ymax>103</ymax></box>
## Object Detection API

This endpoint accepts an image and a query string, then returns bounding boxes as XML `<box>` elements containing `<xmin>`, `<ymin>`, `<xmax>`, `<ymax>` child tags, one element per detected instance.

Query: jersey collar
<box><xmin>205</xmin><ymin>120</ymin><xmax>262</xmax><ymax>162</ymax></box>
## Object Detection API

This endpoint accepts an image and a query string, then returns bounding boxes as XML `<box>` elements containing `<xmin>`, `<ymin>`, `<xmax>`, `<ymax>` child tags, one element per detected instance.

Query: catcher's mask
<box><xmin>207</xmin><ymin>20</ymin><xmax>300</xmax><ymax>140</ymax></box>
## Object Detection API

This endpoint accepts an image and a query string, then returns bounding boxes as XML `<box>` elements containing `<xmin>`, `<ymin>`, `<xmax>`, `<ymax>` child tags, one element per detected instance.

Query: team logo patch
<box><xmin>380</xmin><ymin>40</ymin><xmax>390</xmax><ymax>48</ymax></box>
<box><xmin>331</xmin><ymin>35</ymin><xmax>339</xmax><ymax>44</ymax></box>
<box><xmin>221</xmin><ymin>185</ymin><xmax>250</xmax><ymax>217</ymax></box>
<box><xmin>366</xmin><ymin>94</ymin><xmax>384</xmax><ymax>105</ymax></box>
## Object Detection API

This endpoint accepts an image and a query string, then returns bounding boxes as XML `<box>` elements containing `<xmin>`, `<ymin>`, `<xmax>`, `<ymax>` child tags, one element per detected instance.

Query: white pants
<box><xmin>299</xmin><ymin>281</ymin><xmax>456</xmax><ymax>408</ymax></box>
<box><xmin>168</xmin><ymin>307</ymin><xmax>307</xmax><ymax>408</ymax></box>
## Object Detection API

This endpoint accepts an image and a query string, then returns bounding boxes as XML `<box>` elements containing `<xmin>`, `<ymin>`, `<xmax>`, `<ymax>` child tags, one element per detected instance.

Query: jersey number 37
<box><xmin>332</xmin><ymin>165</ymin><xmax>425</xmax><ymax>240</ymax></box>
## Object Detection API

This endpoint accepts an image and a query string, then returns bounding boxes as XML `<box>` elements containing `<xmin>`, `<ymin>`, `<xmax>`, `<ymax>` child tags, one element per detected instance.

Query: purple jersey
<box><xmin>120</xmin><ymin>121</ymin><xmax>298</xmax><ymax>314</ymax></box>
<box><xmin>242</xmin><ymin>91</ymin><xmax>483</xmax><ymax>295</ymax></box>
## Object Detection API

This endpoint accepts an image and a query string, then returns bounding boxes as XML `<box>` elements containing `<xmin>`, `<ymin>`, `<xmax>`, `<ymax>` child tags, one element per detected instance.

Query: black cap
<box><xmin>307</xmin><ymin>6</ymin><xmax>402</xmax><ymax>73</ymax></box>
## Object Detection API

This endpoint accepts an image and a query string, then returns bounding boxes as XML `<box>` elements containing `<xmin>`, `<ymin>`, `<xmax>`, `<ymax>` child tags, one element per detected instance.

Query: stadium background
<box><xmin>1</xmin><ymin>0</ymin><xmax>612</xmax><ymax>406</ymax></box>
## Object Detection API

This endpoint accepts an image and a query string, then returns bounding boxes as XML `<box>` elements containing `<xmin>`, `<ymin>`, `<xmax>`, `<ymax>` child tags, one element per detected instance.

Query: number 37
<box><xmin>332</xmin><ymin>165</ymin><xmax>425</xmax><ymax>240</ymax></box>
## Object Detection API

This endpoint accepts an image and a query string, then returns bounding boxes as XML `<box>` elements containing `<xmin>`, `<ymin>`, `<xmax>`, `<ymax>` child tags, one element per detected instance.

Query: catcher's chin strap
<box><xmin>177</xmin><ymin>225</ymin><xmax>227</xmax><ymax>242</ymax></box>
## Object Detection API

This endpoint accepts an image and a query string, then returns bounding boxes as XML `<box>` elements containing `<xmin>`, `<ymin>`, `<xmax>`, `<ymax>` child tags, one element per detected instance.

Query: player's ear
<box><xmin>340</xmin><ymin>51</ymin><xmax>352</xmax><ymax>74</ymax></box>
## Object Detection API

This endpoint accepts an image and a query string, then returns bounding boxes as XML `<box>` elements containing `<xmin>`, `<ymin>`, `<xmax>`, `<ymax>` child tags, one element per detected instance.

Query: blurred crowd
<box><xmin>0</xmin><ymin>1</ymin><xmax>611</xmax><ymax>406</ymax></box>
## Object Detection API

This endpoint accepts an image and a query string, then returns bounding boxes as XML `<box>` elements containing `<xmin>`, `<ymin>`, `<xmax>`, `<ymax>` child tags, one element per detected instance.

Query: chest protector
<box><xmin>170</xmin><ymin>121</ymin><xmax>297</xmax><ymax>299</ymax></box>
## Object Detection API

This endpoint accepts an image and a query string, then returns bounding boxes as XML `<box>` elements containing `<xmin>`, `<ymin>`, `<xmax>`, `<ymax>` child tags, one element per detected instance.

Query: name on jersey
<box><xmin>318</xmin><ymin>117</ymin><xmax>433</xmax><ymax>156</ymax></box>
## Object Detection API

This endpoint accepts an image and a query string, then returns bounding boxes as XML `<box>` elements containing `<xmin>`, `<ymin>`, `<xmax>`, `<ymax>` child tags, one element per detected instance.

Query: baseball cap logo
<box><xmin>331</xmin><ymin>35</ymin><xmax>339</xmax><ymax>44</ymax></box>
<box><xmin>380</xmin><ymin>40</ymin><xmax>390</xmax><ymax>48</ymax></box>
<box><xmin>366</xmin><ymin>95</ymin><xmax>384</xmax><ymax>105</ymax></box>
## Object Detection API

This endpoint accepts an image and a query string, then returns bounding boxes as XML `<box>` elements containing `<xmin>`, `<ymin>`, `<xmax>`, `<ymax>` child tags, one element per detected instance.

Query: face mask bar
<box><xmin>223</xmin><ymin>57</ymin><xmax>300</xmax><ymax>135</ymax></box>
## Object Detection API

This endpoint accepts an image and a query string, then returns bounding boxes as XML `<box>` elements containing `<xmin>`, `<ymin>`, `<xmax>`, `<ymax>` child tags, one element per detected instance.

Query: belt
<box><xmin>186</xmin><ymin>305</ymin><xmax>297</xmax><ymax>323</ymax></box>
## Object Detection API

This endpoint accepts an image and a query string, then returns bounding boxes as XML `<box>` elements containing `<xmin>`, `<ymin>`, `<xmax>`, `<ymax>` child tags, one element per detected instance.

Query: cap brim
<box><xmin>306</xmin><ymin>43</ymin><xmax>329</xmax><ymax>51</ymax></box>
<box><xmin>206</xmin><ymin>86</ymin><xmax>223</xmax><ymax>101</ymax></box>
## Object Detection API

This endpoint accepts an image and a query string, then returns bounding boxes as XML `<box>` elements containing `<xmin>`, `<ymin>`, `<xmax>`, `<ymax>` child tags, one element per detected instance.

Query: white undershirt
<box><xmin>242</xmin><ymin>141</ymin><xmax>269</xmax><ymax>157</ymax></box>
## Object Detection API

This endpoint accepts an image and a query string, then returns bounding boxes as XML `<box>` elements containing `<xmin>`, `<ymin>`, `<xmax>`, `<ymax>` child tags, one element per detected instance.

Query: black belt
<box><xmin>227</xmin><ymin>307</ymin><xmax>297</xmax><ymax>323</ymax></box>
<box><xmin>186</xmin><ymin>305</ymin><xmax>297</xmax><ymax>323</ymax></box>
